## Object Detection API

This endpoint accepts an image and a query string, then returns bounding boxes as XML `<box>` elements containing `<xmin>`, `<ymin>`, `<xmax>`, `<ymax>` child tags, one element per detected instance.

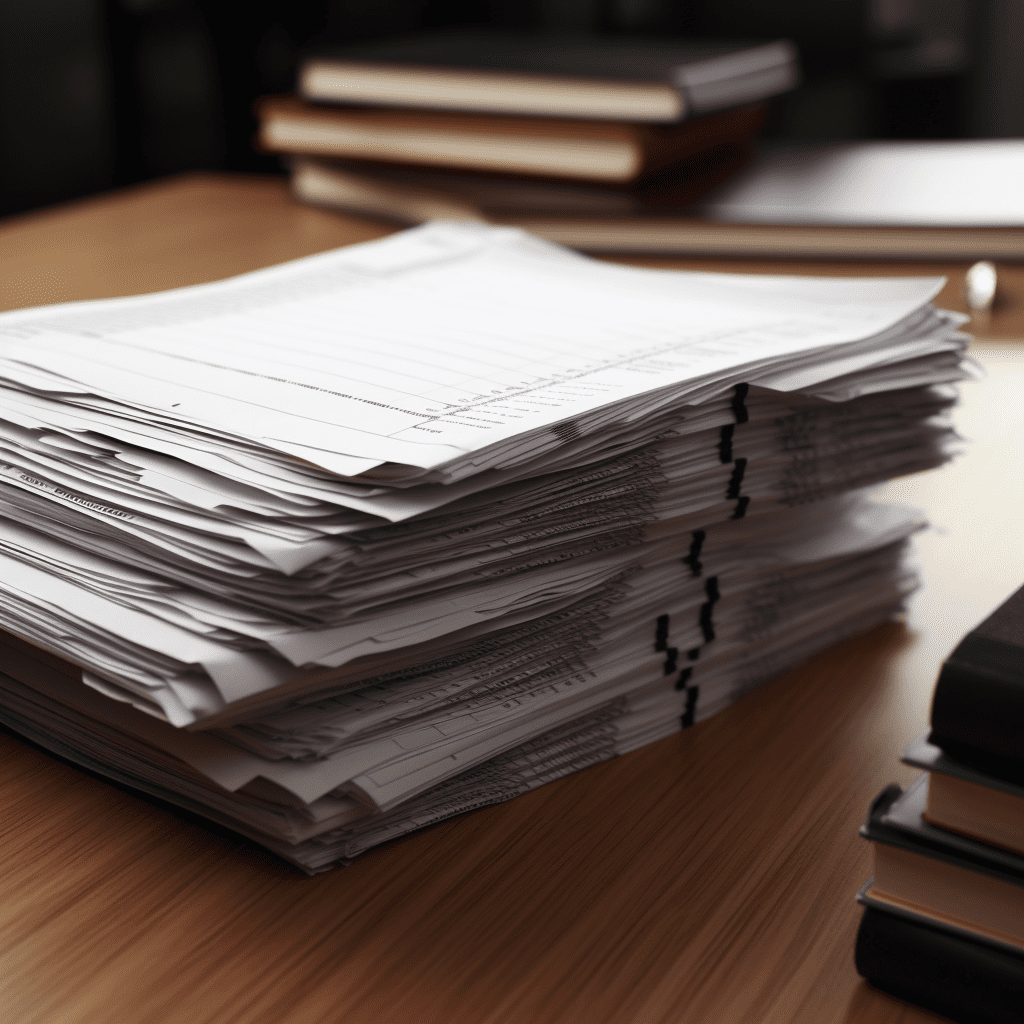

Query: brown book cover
<box><xmin>289</xmin><ymin>143</ymin><xmax>753</xmax><ymax>220</ymax></box>
<box><xmin>258</xmin><ymin>96</ymin><xmax>766</xmax><ymax>184</ymax></box>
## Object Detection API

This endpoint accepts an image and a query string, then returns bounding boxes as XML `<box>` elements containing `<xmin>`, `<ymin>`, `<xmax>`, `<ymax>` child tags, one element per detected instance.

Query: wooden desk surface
<box><xmin>1</xmin><ymin>175</ymin><xmax>1022</xmax><ymax>1024</ymax></box>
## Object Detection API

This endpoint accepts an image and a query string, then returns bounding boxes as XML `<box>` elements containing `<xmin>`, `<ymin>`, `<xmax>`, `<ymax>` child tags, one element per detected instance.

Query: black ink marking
<box><xmin>683</xmin><ymin>530</ymin><xmax>705</xmax><ymax>577</ymax></box>
<box><xmin>698</xmin><ymin>576</ymin><xmax>720</xmax><ymax>643</ymax></box>
<box><xmin>681</xmin><ymin>685</ymin><xmax>700</xmax><ymax>727</ymax></box>
<box><xmin>726</xmin><ymin>458</ymin><xmax>748</xmax><ymax>500</ymax></box>
<box><xmin>718</xmin><ymin>423</ymin><xmax>734</xmax><ymax>463</ymax></box>
<box><xmin>654</xmin><ymin>614</ymin><xmax>669</xmax><ymax>652</ymax></box>
<box><xmin>731</xmin><ymin>382</ymin><xmax>750</xmax><ymax>424</ymax></box>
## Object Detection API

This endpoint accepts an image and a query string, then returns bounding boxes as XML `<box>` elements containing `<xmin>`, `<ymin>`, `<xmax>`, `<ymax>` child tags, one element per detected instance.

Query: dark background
<box><xmin>1</xmin><ymin>0</ymin><xmax>1022</xmax><ymax>219</ymax></box>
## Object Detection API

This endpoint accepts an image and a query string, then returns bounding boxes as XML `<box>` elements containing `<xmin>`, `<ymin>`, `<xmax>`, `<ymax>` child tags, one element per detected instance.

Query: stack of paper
<box><xmin>0</xmin><ymin>223</ymin><xmax>972</xmax><ymax>871</ymax></box>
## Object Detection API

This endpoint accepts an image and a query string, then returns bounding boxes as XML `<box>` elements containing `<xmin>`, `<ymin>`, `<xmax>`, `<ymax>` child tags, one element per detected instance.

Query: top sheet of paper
<box><xmin>0</xmin><ymin>223</ymin><xmax>943</xmax><ymax>474</ymax></box>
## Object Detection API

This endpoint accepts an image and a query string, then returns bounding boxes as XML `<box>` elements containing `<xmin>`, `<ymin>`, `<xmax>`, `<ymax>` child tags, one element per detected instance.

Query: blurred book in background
<box><xmin>287</xmin><ymin>142</ymin><xmax>1024</xmax><ymax>261</ymax></box>
<box><xmin>297</xmin><ymin>31</ymin><xmax>799</xmax><ymax>120</ymax></box>
<box><xmin>263</xmin><ymin>29</ymin><xmax>1024</xmax><ymax>260</ymax></box>
<box><xmin>288</xmin><ymin>145</ymin><xmax>753</xmax><ymax>222</ymax></box>
<box><xmin>259</xmin><ymin>98</ymin><xmax>765</xmax><ymax>183</ymax></box>
<box><xmin>257</xmin><ymin>30</ymin><xmax>798</xmax><ymax>251</ymax></box>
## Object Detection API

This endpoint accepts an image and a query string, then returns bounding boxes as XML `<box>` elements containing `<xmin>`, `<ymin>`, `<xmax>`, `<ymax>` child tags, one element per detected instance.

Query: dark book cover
<box><xmin>305</xmin><ymin>32</ymin><xmax>793</xmax><ymax>88</ymax></box>
<box><xmin>299</xmin><ymin>31</ymin><xmax>798</xmax><ymax>123</ymax></box>
<box><xmin>904</xmin><ymin>734</ymin><xmax>1024</xmax><ymax>797</ymax></box>
<box><xmin>855</xmin><ymin>905</ymin><xmax>1024</xmax><ymax>1024</ymax></box>
<box><xmin>861</xmin><ymin>776</ymin><xmax>1024</xmax><ymax>882</ymax></box>
<box><xmin>857</xmin><ymin>780</ymin><xmax>1024</xmax><ymax>1022</ymax></box>
<box><xmin>929</xmin><ymin>583</ymin><xmax>1024</xmax><ymax>772</ymax></box>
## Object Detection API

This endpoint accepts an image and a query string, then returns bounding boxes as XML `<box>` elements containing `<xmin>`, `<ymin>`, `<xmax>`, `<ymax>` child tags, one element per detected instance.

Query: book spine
<box><xmin>854</xmin><ymin>906</ymin><xmax>1024</xmax><ymax>1024</ymax></box>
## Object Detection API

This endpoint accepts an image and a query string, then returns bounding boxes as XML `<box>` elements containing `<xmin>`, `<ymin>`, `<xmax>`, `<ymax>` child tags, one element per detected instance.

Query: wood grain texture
<box><xmin>0</xmin><ymin>175</ymin><xmax>1021</xmax><ymax>1024</ymax></box>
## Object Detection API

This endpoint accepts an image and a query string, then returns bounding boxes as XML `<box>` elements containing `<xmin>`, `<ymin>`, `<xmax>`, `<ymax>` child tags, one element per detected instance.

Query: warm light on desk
<box><xmin>0</xmin><ymin>175</ymin><xmax>1020</xmax><ymax>1024</ymax></box>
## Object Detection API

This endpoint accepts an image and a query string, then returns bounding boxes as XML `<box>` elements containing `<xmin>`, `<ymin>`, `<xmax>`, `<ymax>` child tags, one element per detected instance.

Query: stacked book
<box><xmin>856</xmin><ymin>585</ymin><xmax>1024</xmax><ymax>1022</ymax></box>
<box><xmin>257</xmin><ymin>31</ymin><xmax>798</xmax><ymax>240</ymax></box>
<box><xmin>0</xmin><ymin>221</ymin><xmax>974</xmax><ymax>872</ymax></box>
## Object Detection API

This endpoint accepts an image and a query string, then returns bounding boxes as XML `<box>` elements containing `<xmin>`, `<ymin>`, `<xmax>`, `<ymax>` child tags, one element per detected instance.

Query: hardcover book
<box><xmin>286</xmin><ymin>146</ymin><xmax>1024</xmax><ymax>259</ymax></box>
<box><xmin>903</xmin><ymin>734</ymin><xmax>1024</xmax><ymax>855</ymax></box>
<box><xmin>258</xmin><ymin>97</ymin><xmax>765</xmax><ymax>184</ymax></box>
<box><xmin>299</xmin><ymin>32</ymin><xmax>798</xmax><ymax>122</ymax></box>
<box><xmin>860</xmin><ymin>778</ymin><xmax>1024</xmax><ymax>952</ymax></box>
<box><xmin>855</xmin><ymin>905</ymin><xmax>1024</xmax><ymax>1024</ymax></box>
<box><xmin>930</xmin><ymin>583</ymin><xmax>1024</xmax><ymax>770</ymax></box>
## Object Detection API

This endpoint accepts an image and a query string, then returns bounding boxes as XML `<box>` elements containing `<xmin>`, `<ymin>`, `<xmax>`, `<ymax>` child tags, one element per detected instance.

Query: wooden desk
<box><xmin>1</xmin><ymin>175</ymin><xmax>1022</xmax><ymax>1024</ymax></box>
